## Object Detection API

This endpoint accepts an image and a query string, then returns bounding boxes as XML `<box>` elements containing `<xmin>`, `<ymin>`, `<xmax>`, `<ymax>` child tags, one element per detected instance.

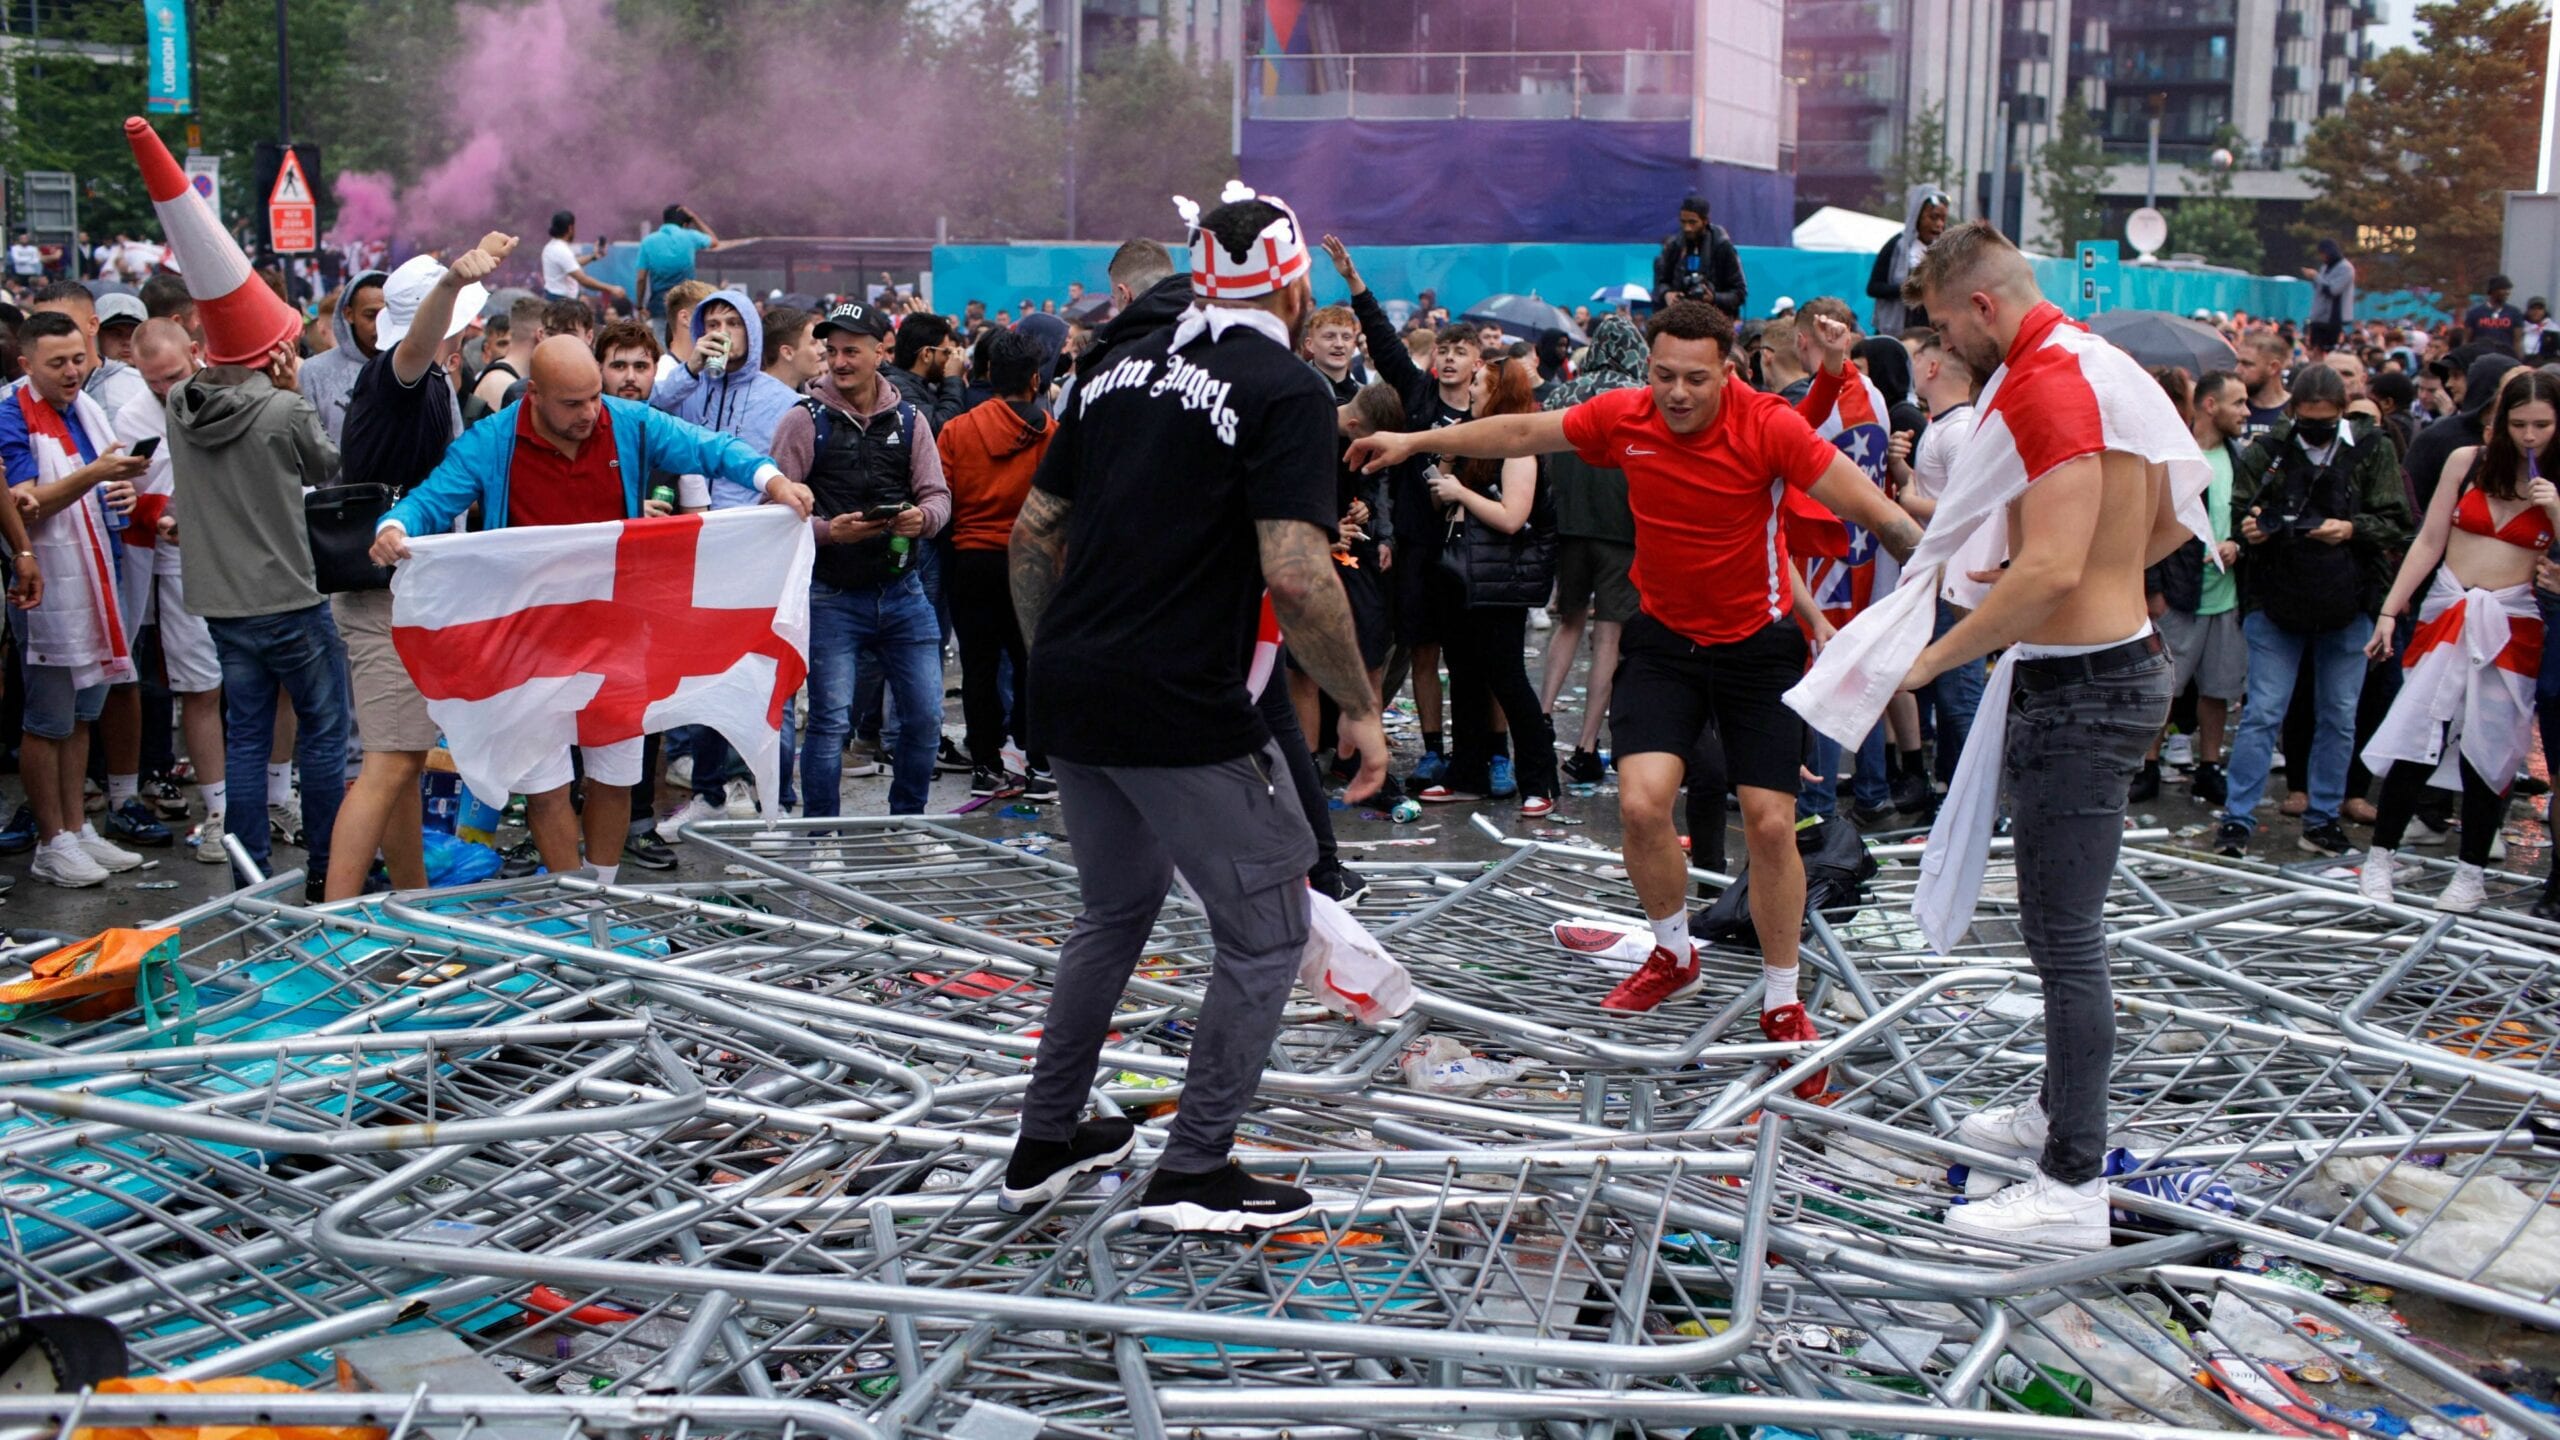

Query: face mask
<box><xmin>2295</xmin><ymin>419</ymin><xmax>2340</xmax><ymax>448</ymax></box>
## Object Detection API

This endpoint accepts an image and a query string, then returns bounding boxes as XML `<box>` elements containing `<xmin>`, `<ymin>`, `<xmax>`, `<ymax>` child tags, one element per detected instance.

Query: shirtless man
<box><xmin>1889</xmin><ymin>221</ymin><xmax>2202</xmax><ymax>1247</ymax></box>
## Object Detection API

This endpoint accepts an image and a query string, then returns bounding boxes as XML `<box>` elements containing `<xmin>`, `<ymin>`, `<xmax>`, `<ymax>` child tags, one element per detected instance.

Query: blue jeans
<box><xmin>2222</xmin><ymin>610</ymin><xmax>2372</xmax><ymax>832</ymax></box>
<box><xmin>206</xmin><ymin>603</ymin><xmax>350</xmax><ymax>880</ymax></box>
<box><xmin>851</xmin><ymin>539</ymin><xmax>948</xmax><ymax>748</ymax></box>
<box><xmin>802</xmin><ymin>575</ymin><xmax>943</xmax><ymax>817</ymax></box>
<box><xmin>1799</xmin><ymin>728</ymin><xmax>1889</xmax><ymax>819</ymax></box>
<box><xmin>1927</xmin><ymin>599</ymin><xmax>1986</xmax><ymax>782</ymax></box>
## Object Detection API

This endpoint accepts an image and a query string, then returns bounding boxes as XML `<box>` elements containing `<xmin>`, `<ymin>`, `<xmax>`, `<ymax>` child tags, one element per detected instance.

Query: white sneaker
<box><xmin>2489</xmin><ymin>831</ymin><xmax>2508</xmax><ymax>863</ymax></box>
<box><xmin>664</xmin><ymin>754</ymin><xmax>694</xmax><ymax>788</ymax></box>
<box><xmin>655</xmin><ymin>794</ymin><xmax>725</xmax><ymax>842</ymax></box>
<box><xmin>723</xmin><ymin>779</ymin><xmax>757</xmax><ymax>819</ymax></box>
<box><xmin>192</xmin><ymin>811</ymin><xmax>230</xmax><ymax>863</ymax></box>
<box><xmin>1955</xmin><ymin>1100</ymin><xmax>2050</xmax><ymax>1196</ymax></box>
<box><xmin>31</xmin><ymin>833</ymin><xmax>109</xmax><ymax>888</ymax></box>
<box><xmin>76</xmin><ymin>824</ymin><xmax>143</xmax><ymax>872</ymax></box>
<box><xmin>1528</xmin><ymin>608</ymin><xmax>1553</xmax><ymax>632</ymax></box>
<box><xmin>2439</xmin><ymin>862</ymin><xmax>2489</xmax><ymax>914</ymax></box>
<box><xmin>269</xmin><ymin>785</ymin><xmax>302</xmax><ymax>844</ymax></box>
<box><xmin>2162</xmin><ymin>732</ymin><xmax>2194</xmax><ymax>769</ymax></box>
<box><xmin>2404</xmin><ymin>815</ymin><xmax>2452</xmax><ymax>847</ymax></box>
<box><xmin>1944</xmin><ymin>1169</ymin><xmax>2112</xmax><ymax>1250</ymax></box>
<box><xmin>2358</xmin><ymin>845</ymin><xmax>2396</xmax><ymax>905</ymax></box>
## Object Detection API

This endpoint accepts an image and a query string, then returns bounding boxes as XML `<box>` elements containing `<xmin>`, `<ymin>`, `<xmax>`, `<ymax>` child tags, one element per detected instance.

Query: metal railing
<box><xmin>1245</xmin><ymin>49</ymin><xmax>1692</xmax><ymax>122</ymax></box>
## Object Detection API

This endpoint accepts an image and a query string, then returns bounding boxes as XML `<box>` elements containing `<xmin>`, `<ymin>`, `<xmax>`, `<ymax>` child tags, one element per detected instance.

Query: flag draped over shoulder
<box><xmin>390</xmin><ymin>506</ymin><xmax>813</xmax><ymax>817</ymax></box>
<box><xmin>1784</xmin><ymin>302</ymin><xmax>2214</xmax><ymax>951</ymax></box>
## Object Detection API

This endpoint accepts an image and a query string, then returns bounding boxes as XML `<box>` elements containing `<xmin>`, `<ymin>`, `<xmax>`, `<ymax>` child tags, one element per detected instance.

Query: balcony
<box><xmin>2277</xmin><ymin>9</ymin><xmax>2304</xmax><ymax>39</ymax></box>
<box><xmin>1796</xmin><ymin>68</ymin><xmax>1899</xmax><ymax>108</ymax></box>
<box><xmin>2268</xmin><ymin>119</ymin><xmax>2297</xmax><ymax>145</ymax></box>
<box><xmin>2271</xmin><ymin>63</ymin><xmax>2302</xmax><ymax>93</ymax></box>
<box><xmin>2001</xmin><ymin>28</ymin><xmax>2052</xmax><ymax>61</ymax></box>
<box><xmin>1787</xmin><ymin>0</ymin><xmax>1896</xmax><ymax>39</ymax></box>
<box><xmin>1794</xmin><ymin>134</ymin><xmax>1897</xmax><ymax>176</ymax></box>
<box><xmin>2112</xmin><ymin>0</ymin><xmax>2237</xmax><ymax>31</ymax></box>
<box><xmin>1246</xmin><ymin>50</ymin><xmax>1694</xmax><ymax>122</ymax></box>
<box><xmin>2101</xmin><ymin>53</ymin><xmax>2235</xmax><ymax>84</ymax></box>
<box><xmin>2359</xmin><ymin>0</ymin><xmax>2388</xmax><ymax>22</ymax></box>
<box><xmin>2008</xmin><ymin>92</ymin><xmax>2050</xmax><ymax>124</ymax></box>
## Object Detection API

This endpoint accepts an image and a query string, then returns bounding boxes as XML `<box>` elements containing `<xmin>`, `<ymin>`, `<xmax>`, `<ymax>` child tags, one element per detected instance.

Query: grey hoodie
<box><xmin>302</xmin><ymin>267</ymin><xmax>386</xmax><ymax>454</ymax></box>
<box><xmin>164</xmin><ymin>370</ymin><xmax>339</xmax><ymax>619</ymax></box>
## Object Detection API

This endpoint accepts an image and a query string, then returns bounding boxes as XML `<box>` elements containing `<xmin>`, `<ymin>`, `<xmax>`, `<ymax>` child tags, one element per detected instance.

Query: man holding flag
<box><xmin>1787</xmin><ymin>222</ymin><xmax>2214</xmax><ymax>1249</ymax></box>
<box><xmin>370</xmin><ymin>337</ymin><xmax>815</xmax><ymax>882</ymax></box>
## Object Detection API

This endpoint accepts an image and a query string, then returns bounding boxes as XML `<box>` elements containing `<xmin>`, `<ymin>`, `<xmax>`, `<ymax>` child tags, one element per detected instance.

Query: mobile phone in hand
<box><xmin>128</xmin><ymin>436</ymin><xmax>160</xmax><ymax>460</ymax></box>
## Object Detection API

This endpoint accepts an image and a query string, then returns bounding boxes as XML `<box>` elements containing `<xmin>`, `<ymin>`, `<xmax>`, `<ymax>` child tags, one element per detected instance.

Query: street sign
<box><xmin>2075</xmin><ymin>240</ymin><xmax>2121</xmax><ymax>318</ymax></box>
<box><xmin>266</xmin><ymin>147</ymin><xmax>314</xmax><ymax>254</ymax></box>
<box><xmin>183</xmin><ymin>154</ymin><xmax>219</xmax><ymax>225</ymax></box>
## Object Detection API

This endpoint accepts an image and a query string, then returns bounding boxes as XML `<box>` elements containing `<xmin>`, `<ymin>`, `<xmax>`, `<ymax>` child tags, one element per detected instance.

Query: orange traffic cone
<box><xmin>122</xmin><ymin>117</ymin><xmax>303</xmax><ymax>366</ymax></box>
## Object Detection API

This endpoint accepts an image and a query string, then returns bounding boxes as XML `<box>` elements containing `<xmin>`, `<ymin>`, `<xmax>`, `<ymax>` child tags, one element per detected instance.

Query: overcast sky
<box><xmin>2365</xmin><ymin>0</ymin><xmax>2548</xmax><ymax>57</ymax></box>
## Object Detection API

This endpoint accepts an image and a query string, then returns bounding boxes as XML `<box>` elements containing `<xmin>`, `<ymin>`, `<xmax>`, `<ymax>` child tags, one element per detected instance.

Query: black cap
<box><xmin>814</xmin><ymin>302</ymin><xmax>891</xmax><ymax>342</ymax></box>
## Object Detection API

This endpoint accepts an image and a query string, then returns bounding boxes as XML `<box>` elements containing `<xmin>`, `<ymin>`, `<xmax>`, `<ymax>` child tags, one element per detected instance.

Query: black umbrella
<box><xmin>2083</xmin><ymin>309</ymin><xmax>2235</xmax><ymax>374</ymax></box>
<box><xmin>1461</xmin><ymin>293</ymin><xmax>1586</xmax><ymax>346</ymax></box>
<box><xmin>1063</xmin><ymin>291</ymin><xmax>1113</xmax><ymax>324</ymax></box>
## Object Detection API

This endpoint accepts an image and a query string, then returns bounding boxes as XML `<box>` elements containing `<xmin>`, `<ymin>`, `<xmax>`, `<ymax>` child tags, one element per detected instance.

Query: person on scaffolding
<box><xmin>999</xmin><ymin>183</ymin><xmax>1387</xmax><ymax>1234</ymax></box>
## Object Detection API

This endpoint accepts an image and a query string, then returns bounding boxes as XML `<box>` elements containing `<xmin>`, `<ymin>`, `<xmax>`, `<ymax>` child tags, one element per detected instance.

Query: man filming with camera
<box><xmin>2214</xmin><ymin>362</ymin><xmax>2411</xmax><ymax>859</ymax></box>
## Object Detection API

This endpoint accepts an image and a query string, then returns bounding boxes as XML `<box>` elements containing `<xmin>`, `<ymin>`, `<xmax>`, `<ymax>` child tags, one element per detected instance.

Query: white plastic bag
<box><xmin>1397</xmin><ymin>1034</ymin><xmax>1525</xmax><ymax>1096</ymax></box>
<box><xmin>1298</xmin><ymin>889</ymin><xmax>1415</xmax><ymax>1024</ymax></box>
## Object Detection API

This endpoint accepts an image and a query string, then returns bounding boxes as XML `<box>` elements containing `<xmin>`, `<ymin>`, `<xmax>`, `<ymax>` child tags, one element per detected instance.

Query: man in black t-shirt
<box><xmin>1001</xmin><ymin>190</ymin><xmax>1388</xmax><ymax>1235</ymax></box>
<box><xmin>2466</xmin><ymin>275</ymin><xmax>2526</xmax><ymax>356</ymax></box>
<box><xmin>327</xmin><ymin>235</ymin><xmax>503</xmax><ymax>901</ymax></box>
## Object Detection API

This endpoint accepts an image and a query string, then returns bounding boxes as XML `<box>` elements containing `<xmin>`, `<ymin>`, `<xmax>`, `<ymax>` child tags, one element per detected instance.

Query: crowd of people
<box><xmin>6</xmin><ymin>136</ymin><xmax>2560</xmax><ymax>1234</ymax></box>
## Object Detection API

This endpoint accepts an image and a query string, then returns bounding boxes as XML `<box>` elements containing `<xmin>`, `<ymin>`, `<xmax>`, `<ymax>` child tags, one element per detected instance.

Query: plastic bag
<box><xmin>1297</xmin><ymin>888</ymin><xmax>1414</xmax><ymax>1024</ymax></box>
<box><xmin>2316</xmin><ymin>1156</ymin><xmax>2560</xmax><ymax>1297</ymax></box>
<box><xmin>0</xmin><ymin>928</ymin><xmax>192</xmax><ymax>1041</ymax></box>
<box><xmin>420</xmin><ymin>829</ymin><xmax>502</xmax><ymax>888</ymax></box>
<box><xmin>1397</xmin><ymin>1035</ymin><xmax>1524</xmax><ymax>1096</ymax></box>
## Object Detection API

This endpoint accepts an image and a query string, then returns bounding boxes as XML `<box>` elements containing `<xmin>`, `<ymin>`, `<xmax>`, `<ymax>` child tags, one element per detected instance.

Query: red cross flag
<box><xmin>390</xmin><ymin>507</ymin><xmax>813</xmax><ymax>817</ymax></box>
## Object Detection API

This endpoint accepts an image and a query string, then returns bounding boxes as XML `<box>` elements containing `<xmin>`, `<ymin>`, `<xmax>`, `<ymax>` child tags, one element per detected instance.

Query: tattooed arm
<box><xmin>1009</xmin><ymin>487</ymin><xmax>1072</xmax><ymax>644</ymax></box>
<box><xmin>1259</xmin><ymin>516</ymin><xmax>1390</xmax><ymax>803</ymax></box>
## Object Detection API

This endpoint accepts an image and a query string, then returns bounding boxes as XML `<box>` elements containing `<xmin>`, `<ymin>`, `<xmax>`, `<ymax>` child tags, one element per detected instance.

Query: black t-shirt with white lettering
<box><xmin>1028</xmin><ymin>324</ymin><xmax>1338</xmax><ymax>767</ymax></box>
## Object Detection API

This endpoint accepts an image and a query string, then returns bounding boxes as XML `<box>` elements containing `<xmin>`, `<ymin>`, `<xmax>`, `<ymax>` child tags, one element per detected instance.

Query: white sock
<box><xmin>107</xmin><ymin>773</ymin><xmax>137</xmax><ymax>806</ymax></box>
<box><xmin>1648</xmin><ymin>911</ymin><xmax>1690</xmax><ymax>959</ymax></box>
<box><xmin>2066</xmin><ymin>1174</ymin><xmax>2107</xmax><ymax>1198</ymax></box>
<box><xmin>1763</xmin><ymin>964</ymin><xmax>1800</xmax><ymax>1012</ymax></box>
<box><xmin>268</xmin><ymin>761</ymin><xmax>292</xmax><ymax>792</ymax></box>
<box><xmin>591</xmin><ymin>864</ymin><xmax>618</xmax><ymax>885</ymax></box>
<box><xmin>198</xmin><ymin>780</ymin><xmax>225</xmax><ymax>817</ymax></box>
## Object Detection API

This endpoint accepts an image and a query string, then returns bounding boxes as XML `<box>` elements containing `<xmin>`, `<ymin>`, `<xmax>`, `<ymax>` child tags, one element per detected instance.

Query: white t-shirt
<box><xmin>541</xmin><ymin>237</ymin><xmax>582</xmax><ymax>299</ymax></box>
<box><xmin>1906</xmin><ymin>402</ymin><xmax>1971</xmax><ymax>505</ymax></box>
<box><xmin>8</xmin><ymin>244</ymin><xmax>40</xmax><ymax>276</ymax></box>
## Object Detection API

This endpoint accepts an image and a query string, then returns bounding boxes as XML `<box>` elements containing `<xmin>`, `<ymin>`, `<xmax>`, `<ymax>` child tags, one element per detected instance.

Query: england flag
<box><xmin>390</xmin><ymin>507</ymin><xmax>813</xmax><ymax>816</ymax></box>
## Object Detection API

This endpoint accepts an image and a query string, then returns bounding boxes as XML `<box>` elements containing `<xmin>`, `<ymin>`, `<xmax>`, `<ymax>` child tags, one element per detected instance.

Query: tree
<box><xmin>1072</xmin><ymin>43</ymin><xmax>1236</xmax><ymax>242</ymax></box>
<box><xmin>2168</xmin><ymin>127</ymin><xmax>2264</xmax><ymax>271</ymax></box>
<box><xmin>1879</xmin><ymin>100</ymin><xmax>1959</xmax><ymax>215</ymax></box>
<box><xmin>2300</xmin><ymin>0</ymin><xmax>2547</xmax><ymax>300</ymax></box>
<box><xmin>2031</xmin><ymin>103</ymin><xmax>2111</xmax><ymax>254</ymax></box>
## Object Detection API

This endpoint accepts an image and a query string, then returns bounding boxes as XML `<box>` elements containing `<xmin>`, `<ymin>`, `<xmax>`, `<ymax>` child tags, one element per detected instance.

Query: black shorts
<box><xmin>1554</xmin><ymin>538</ymin><xmax>1639</xmax><ymax>625</ymax></box>
<box><xmin>1287</xmin><ymin>556</ymin><xmax>1389</xmax><ymax>673</ymax></box>
<box><xmin>1608</xmin><ymin>611</ymin><xmax>1808</xmax><ymax>794</ymax></box>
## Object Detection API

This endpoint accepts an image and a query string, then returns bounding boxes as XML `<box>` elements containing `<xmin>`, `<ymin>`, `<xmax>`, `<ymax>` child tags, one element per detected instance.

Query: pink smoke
<box><xmin>325</xmin><ymin>171</ymin><xmax>398</xmax><ymax>247</ymax></box>
<box><xmin>355</xmin><ymin>0</ymin><xmax>965</xmax><ymax>249</ymax></box>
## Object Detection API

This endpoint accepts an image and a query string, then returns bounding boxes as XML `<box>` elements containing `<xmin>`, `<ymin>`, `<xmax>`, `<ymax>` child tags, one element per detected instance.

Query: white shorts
<box><xmin>119</xmin><ymin>550</ymin><xmax>220</xmax><ymax>694</ymax></box>
<box><xmin>516</xmin><ymin>737</ymin><xmax>645</xmax><ymax>795</ymax></box>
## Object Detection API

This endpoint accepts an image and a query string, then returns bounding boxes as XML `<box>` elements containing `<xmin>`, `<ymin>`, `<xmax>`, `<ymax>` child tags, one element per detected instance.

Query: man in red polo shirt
<box><xmin>1349</xmin><ymin>300</ymin><xmax>1921</xmax><ymax>1064</ymax></box>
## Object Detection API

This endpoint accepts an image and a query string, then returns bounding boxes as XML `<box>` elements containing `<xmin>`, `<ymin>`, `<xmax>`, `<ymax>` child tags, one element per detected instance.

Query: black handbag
<box><xmin>304</xmin><ymin>483</ymin><xmax>396</xmax><ymax>594</ymax></box>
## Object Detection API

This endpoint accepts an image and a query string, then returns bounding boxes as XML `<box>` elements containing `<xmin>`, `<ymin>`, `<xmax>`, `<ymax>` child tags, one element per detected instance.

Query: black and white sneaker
<box><xmin>1135</xmin><ymin>1164</ymin><xmax>1315</xmax><ymax>1234</ymax></box>
<box><xmin>1021</xmin><ymin>769</ymin><xmax>1058</xmax><ymax>803</ymax></box>
<box><xmin>620</xmin><ymin>830</ymin><xmax>678</xmax><ymax>872</ymax></box>
<box><xmin>2298</xmin><ymin>820</ymin><xmax>2353</xmax><ymax>857</ymax></box>
<box><xmin>2213</xmin><ymin>819</ymin><xmax>2251</xmax><ymax>858</ymax></box>
<box><xmin>1309</xmin><ymin>859</ymin><xmax>1368</xmax><ymax>908</ymax></box>
<box><xmin>999</xmin><ymin>1118</ymin><xmax>1138</xmax><ymax>1212</ymax></box>
<box><xmin>970</xmin><ymin>766</ymin><xmax>1024</xmax><ymax>799</ymax></box>
<box><xmin>937</xmin><ymin>737</ymin><xmax>973</xmax><ymax>773</ymax></box>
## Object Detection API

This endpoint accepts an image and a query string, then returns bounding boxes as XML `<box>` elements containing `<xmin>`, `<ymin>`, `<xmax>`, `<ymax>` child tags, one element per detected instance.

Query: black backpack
<box><xmin>2245</xmin><ymin>433</ymin><xmax>2364</xmax><ymax>634</ymax></box>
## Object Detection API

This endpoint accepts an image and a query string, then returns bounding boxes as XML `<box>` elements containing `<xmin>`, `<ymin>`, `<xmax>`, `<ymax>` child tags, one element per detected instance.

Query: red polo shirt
<box><xmin>506</xmin><ymin>403</ymin><xmax>627</xmax><ymax>528</ymax></box>
<box><xmin>1560</xmin><ymin>381</ymin><xmax>1840</xmax><ymax>646</ymax></box>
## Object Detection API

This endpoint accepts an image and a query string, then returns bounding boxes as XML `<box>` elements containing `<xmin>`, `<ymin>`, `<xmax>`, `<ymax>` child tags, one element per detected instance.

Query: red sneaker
<box><xmin>1759</xmin><ymin>1001</ymin><xmax>1830</xmax><ymax>1099</ymax></box>
<box><xmin>1600</xmin><ymin>944</ymin><xmax>1702</xmax><ymax>1012</ymax></box>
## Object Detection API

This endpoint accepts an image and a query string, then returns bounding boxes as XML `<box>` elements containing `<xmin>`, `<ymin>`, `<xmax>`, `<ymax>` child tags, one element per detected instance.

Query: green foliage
<box><xmin>2031</xmin><ymin>103</ymin><xmax>2112</xmax><ymax>254</ymax></box>
<box><xmin>1879</xmin><ymin>101</ymin><xmax>1959</xmax><ymax>214</ymax></box>
<box><xmin>2301</xmin><ymin>0</ymin><xmax>2547</xmax><ymax>299</ymax></box>
<box><xmin>1073</xmin><ymin>43</ymin><xmax>1234</xmax><ymax>242</ymax></box>
<box><xmin>2168</xmin><ymin>127</ymin><xmax>2264</xmax><ymax>271</ymax></box>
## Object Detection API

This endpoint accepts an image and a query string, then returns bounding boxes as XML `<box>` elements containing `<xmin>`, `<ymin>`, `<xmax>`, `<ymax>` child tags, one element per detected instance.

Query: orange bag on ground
<box><xmin>0</xmin><ymin>928</ymin><xmax>191</xmax><ymax>1039</ymax></box>
<box><xmin>80</xmin><ymin>1377</ymin><xmax>385</xmax><ymax>1440</ymax></box>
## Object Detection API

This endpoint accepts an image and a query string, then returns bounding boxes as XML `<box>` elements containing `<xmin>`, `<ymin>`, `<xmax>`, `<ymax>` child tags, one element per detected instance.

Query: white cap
<box><xmin>375</xmin><ymin>254</ymin><xmax>485</xmax><ymax>349</ymax></box>
<box><xmin>1771</xmin><ymin>296</ymin><xmax>1797</xmax><ymax>316</ymax></box>
<box><xmin>95</xmin><ymin>292</ymin><xmax>147</xmax><ymax>329</ymax></box>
